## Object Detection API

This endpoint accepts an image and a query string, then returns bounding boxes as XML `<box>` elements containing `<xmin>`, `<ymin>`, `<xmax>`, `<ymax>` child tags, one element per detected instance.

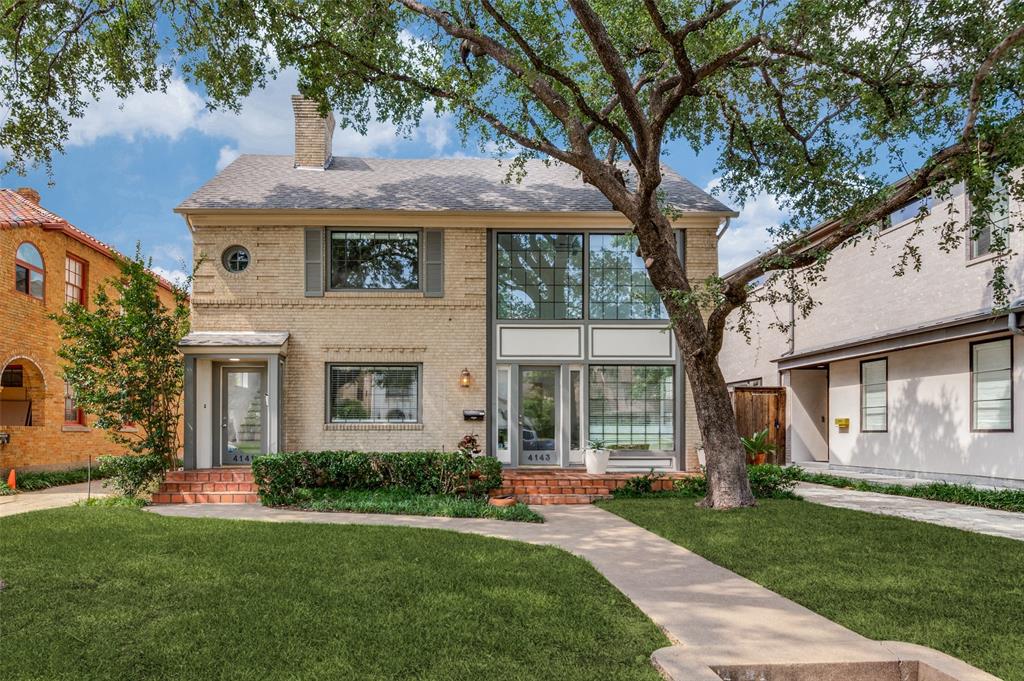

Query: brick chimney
<box><xmin>14</xmin><ymin>187</ymin><xmax>40</xmax><ymax>204</ymax></box>
<box><xmin>291</xmin><ymin>95</ymin><xmax>335</xmax><ymax>170</ymax></box>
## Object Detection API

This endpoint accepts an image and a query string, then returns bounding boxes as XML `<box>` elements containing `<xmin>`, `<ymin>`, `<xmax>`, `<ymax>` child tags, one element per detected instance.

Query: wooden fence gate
<box><xmin>732</xmin><ymin>387</ymin><xmax>786</xmax><ymax>465</ymax></box>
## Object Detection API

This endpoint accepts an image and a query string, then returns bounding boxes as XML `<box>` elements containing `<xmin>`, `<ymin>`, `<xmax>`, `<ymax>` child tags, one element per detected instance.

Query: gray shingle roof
<box><xmin>179</xmin><ymin>331</ymin><xmax>289</xmax><ymax>347</ymax></box>
<box><xmin>176</xmin><ymin>155</ymin><xmax>734</xmax><ymax>214</ymax></box>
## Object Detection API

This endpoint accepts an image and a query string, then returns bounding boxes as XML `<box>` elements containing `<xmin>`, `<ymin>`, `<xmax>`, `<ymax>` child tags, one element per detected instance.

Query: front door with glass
<box><xmin>221</xmin><ymin>367</ymin><xmax>267</xmax><ymax>466</ymax></box>
<box><xmin>517</xmin><ymin>366</ymin><xmax>559</xmax><ymax>466</ymax></box>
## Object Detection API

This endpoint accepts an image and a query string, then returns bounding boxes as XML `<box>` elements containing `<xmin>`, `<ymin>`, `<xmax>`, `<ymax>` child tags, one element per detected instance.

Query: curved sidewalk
<box><xmin>0</xmin><ymin>481</ymin><xmax>109</xmax><ymax>517</ymax></box>
<box><xmin>147</xmin><ymin>503</ymin><xmax>996</xmax><ymax>680</ymax></box>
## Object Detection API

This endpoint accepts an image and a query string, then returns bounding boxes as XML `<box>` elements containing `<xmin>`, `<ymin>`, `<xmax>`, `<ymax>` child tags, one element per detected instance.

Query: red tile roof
<box><xmin>1</xmin><ymin>188</ymin><xmax>179</xmax><ymax>293</ymax></box>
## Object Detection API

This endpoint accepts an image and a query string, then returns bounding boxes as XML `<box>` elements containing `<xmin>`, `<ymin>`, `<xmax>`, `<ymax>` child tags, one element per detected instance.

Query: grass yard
<box><xmin>599</xmin><ymin>497</ymin><xmax>1024</xmax><ymax>681</ymax></box>
<box><xmin>0</xmin><ymin>507</ymin><xmax>665</xmax><ymax>681</ymax></box>
<box><xmin>290</xmin><ymin>487</ymin><xmax>543</xmax><ymax>522</ymax></box>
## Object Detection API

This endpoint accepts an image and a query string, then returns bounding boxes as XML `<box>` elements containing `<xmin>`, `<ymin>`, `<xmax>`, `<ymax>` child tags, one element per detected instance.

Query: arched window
<box><xmin>15</xmin><ymin>243</ymin><xmax>44</xmax><ymax>300</ymax></box>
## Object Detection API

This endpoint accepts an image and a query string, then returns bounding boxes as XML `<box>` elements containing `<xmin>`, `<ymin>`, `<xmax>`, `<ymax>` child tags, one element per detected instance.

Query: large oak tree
<box><xmin>2</xmin><ymin>0</ymin><xmax>1022</xmax><ymax>508</ymax></box>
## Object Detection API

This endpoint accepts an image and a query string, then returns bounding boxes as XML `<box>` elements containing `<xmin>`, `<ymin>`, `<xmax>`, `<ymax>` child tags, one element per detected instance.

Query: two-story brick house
<box><xmin>174</xmin><ymin>96</ymin><xmax>734</xmax><ymax>473</ymax></box>
<box><xmin>719</xmin><ymin>176</ymin><xmax>1023</xmax><ymax>488</ymax></box>
<box><xmin>0</xmin><ymin>188</ymin><xmax>179</xmax><ymax>473</ymax></box>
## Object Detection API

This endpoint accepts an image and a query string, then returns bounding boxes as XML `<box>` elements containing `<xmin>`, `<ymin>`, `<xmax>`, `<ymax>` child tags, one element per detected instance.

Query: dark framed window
<box><xmin>970</xmin><ymin>176</ymin><xmax>1010</xmax><ymax>260</ymax></box>
<box><xmin>588</xmin><ymin>365</ymin><xmax>674</xmax><ymax>450</ymax></box>
<box><xmin>15</xmin><ymin>242</ymin><xmax>44</xmax><ymax>299</ymax></box>
<box><xmin>971</xmin><ymin>338</ymin><xmax>1012</xmax><ymax>432</ymax></box>
<box><xmin>65</xmin><ymin>255</ymin><xmax>87</xmax><ymax>305</ymax></box>
<box><xmin>329</xmin><ymin>231</ymin><xmax>419</xmax><ymax>290</ymax></box>
<box><xmin>860</xmin><ymin>358</ymin><xmax>887</xmax><ymax>432</ymax></box>
<box><xmin>589</xmin><ymin>233</ymin><xmax>668</xmax><ymax>320</ymax></box>
<box><xmin>496</xmin><ymin>232</ymin><xmax>583</xmax><ymax>319</ymax></box>
<box><xmin>222</xmin><ymin>245</ymin><xmax>250</xmax><ymax>273</ymax></box>
<box><xmin>327</xmin><ymin>364</ymin><xmax>420</xmax><ymax>423</ymax></box>
<box><xmin>64</xmin><ymin>380</ymin><xmax>84</xmax><ymax>425</ymax></box>
<box><xmin>1</xmin><ymin>365</ymin><xmax>24</xmax><ymax>388</ymax></box>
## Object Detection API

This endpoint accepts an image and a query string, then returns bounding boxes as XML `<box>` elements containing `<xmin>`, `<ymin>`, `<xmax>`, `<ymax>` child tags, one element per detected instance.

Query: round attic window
<box><xmin>222</xmin><ymin>245</ymin><xmax>250</xmax><ymax>273</ymax></box>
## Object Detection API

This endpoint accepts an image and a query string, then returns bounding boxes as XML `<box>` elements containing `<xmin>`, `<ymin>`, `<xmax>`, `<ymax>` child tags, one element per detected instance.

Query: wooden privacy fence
<box><xmin>732</xmin><ymin>387</ymin><xmax>786</xmax><ymax>465</ymax></box>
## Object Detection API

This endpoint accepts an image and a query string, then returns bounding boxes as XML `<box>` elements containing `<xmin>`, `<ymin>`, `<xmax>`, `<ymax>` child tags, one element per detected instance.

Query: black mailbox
<box><xmin>463</xmin><ymin>409</ymin><xmax>485</xmax><ymax>421</ymax></box>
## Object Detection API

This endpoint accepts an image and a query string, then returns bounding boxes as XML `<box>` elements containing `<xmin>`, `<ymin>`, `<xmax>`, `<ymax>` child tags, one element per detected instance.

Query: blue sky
<box><xmin>0</xmin><ymin>68</ymin><xmax>781</xmax><ymax>283</ymax></box>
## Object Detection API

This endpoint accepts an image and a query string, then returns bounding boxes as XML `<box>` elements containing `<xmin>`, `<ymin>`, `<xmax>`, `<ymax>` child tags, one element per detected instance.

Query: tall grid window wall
<box><xmin>496</xmin><ymin>233</ymin><xmax>583</xmax><ymax>319</ymax></box>
<box><xmin>588</xmin><ymin>365</ymin><xmax>674</xmax><ymax>450</ymax></box>
<box><xmin>589</xmin><ymin>234</ymin><xmax>668</xmax><ymax>320</ymax></box>
<box><xmin>328</xmin><ymin>365</ymin><xmax>419</xmax><ymax>423</ymax></box>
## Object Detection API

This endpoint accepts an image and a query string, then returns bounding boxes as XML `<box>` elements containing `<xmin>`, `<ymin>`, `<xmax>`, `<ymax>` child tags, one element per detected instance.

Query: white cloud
<box><xmin>150</xmin><ymin>265</ymin><xmax>189</xmax><ymax>289</ymax></box>
<box><xmin>709</xmin><ymin>179</ymin><xmax>788</xmax><ymax>274</ymax></box>
<box><xmin>66</xmin><ymin>66</ymin><xmax>456</xmax><ymax>160</ymax></box>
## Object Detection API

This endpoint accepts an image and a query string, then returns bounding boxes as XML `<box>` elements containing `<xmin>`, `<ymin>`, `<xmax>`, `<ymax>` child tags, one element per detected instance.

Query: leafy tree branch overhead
<box><xmin>3</xmin><ymin>0</ymin><xmax>1022</xmax><ymax>508</ymax></box>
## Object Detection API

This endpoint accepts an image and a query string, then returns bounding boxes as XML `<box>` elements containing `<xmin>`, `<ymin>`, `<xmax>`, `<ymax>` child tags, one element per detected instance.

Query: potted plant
<box><xmin>741</xmin><ymin>429</ymin><xmax>775</xmax><ymax>465</ymax></box>
<box><xmin>584</xmin><ymin>438</ymin><xmax>611</xmax><ymax>474</ymax></box>
<box><xmin>695</xmin><ymin>441</ymin><xmax>706</xmax><ymax>467</ymax></box>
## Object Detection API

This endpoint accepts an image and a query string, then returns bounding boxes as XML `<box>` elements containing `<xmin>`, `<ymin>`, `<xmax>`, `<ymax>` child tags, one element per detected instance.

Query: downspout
<box><xmin>716</xmin><ymin>217</ymin><xmax>731</xmax><ymax>239</ymax></box>
<box><xmin>1009</xmin><ymin>298</ymin><xmax>1024</xmax><ymax>335</ymax></box>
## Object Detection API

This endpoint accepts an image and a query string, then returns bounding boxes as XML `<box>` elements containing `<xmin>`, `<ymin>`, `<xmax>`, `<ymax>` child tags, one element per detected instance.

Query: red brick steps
<box><xmin>152</xmin><ymin>469</ymin><xmax>257</xmax><ymax>504</ymax></box>
<box><xmin>491</xmin><ymin>469</ymin><xmax>687</xmax><ymax>505</ymax></box>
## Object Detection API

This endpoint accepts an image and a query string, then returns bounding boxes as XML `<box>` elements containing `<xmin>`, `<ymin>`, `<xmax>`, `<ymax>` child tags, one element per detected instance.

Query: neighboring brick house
<box><xmin>174</xmin><ymin>96</ymin><xmax>735</xmax><ymax>473</ymax></box>
<box><xmin>718</xmin><ymin>175</ymin><xmax>1023</xmax><ymax>487</ymax></box>
<box><xmin>0</xmin><ymin>188</ymin><xmax>179</xmax><ymax>473</ymax></box>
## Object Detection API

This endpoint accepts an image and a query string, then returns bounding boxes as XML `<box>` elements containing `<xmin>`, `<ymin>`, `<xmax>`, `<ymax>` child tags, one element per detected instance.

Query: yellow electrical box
<box><xmin>834</xmin><ymin>417</ymin><xmax>850</xmax><ymax>429</ymax></box>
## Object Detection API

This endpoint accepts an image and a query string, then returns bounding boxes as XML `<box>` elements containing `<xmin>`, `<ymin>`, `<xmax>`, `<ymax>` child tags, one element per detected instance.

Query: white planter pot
<box><xmin>696</xmin><ymin>446</ymin><xmax>706</xmax><ymax>468</ymax></box>
<box><xmin>584</xmin><ymin>449</ymin><xmax>611</xmax><ymax>474</ymax></box>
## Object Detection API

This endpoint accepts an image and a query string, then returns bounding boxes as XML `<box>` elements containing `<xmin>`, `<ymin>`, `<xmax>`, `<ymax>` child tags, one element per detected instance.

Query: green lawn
<box><xmin>0</xmin><ymin>508</ymin><xmax>665</xmax><ymax>681</ymax></box>
<box><xmin>599</xmin><ymin>497</ymin><xmax>1024</xmax><ymax>681</ymax></box>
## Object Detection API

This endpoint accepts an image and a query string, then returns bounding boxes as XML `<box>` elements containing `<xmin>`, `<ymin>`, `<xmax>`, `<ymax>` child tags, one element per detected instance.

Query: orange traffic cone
<box><xmin>6</xmin><ymin>469</ymin><xmax>15</xmax><ymax>490</ymax></box>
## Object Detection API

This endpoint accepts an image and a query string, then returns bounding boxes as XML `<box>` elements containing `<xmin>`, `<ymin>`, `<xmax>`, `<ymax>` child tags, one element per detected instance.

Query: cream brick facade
<box><xmin>190</xmin><ymin>223</ymin><xmax>487</xmax><ymax>453</ymax></box>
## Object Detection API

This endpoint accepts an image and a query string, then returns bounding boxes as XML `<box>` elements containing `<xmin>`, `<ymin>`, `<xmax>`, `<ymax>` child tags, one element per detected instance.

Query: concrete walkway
<box><xmin>797</xmin><ymin>482</ymin><xmax>1024</xmax><ymax>541</ymax></box>
<box><xmin>0</xmin><ymin>480</ymin><xmax>110</xmax><ymax>517</ymax></box>
<box><xmin>147</xmin><ymin>503</ymin><xmax>996</xmax><ymax>680</ymax></box>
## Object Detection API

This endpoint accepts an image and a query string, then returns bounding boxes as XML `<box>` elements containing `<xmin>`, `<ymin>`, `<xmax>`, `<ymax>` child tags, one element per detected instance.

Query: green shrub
<box><xmin>97</xmin><ymin>454</ymin><xmax>164</xmax><ymax>498</ymax></box>
<box><xmin>251</xmin><ymin>450</ymin><xmax>504</xmax><ymax>506</ymax></box>
<box><xmin>0</xmin><ymin>482</ymin><xmax>15</xmax><ymax>496</ymax></box>
<box><xmin>75</xmin><ymin>495</ymin><xmax>147</xmax><ymax>508</ymax></box>
<box><xmin>15</xmin><ymin>467</ymin><xmax>108</xmax><ymax>492</ymax></box>
<box><xmin>665</xmin><ymin>465</ymin><xmax>800</xmax><ymax>499</ymax></box>
<box><xmin>291</xmin><ymin>488</ymin><xmax>543</xmax><ymax>522</ymax></box>
<box><xmin>797</xmin><ymin>471</ymin><xmax>1024</xmax><ymax>512</ymax></box>
<box><xmin>611</xmin><ymin>471</ymin><xmax>664</xmax><ymax>498</ymax></box>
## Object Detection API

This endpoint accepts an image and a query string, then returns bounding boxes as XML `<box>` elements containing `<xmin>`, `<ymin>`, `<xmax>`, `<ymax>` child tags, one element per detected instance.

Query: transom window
<box><xmin>328</xmin><ymin>365</ymin><xmax>419</xmax><ymax>423</ymax></box>
<box><xmin>15</xmin><ymin>242</ymin><xmax>44</xmax><ymax>299</ymax></box>
<box><xmin>1</xmin><ymin>365</ymin><xmax>24</xmax><ymax>388</ymax></box>
<box><xmin>65</xmin><ymin>256</ymin><xmax>86</xmax><ymax>305</ymax></box>
<box><xmin>589</xmin><ymin>233</ymin><xmax>668</xmax><ymax>320</ymax></box>
<box><xmin>329</xmin><ymin>231</ymin><xmax>419</xmax><ymax>290</ymax></box>
<box><xmin>588</xmin><ymin>365</ymin><xmax>674</xmax><ymax>450</ymax></box>
<box><xmin>972</xmin><ymin>338</ymin><xmax>1012</xmax><ymax>431</ymax></box>
<box><xmin>497</xmin><ymin>233</ymin><xmax>584</xmax><ymax>320</ymax></box>
<box><xmin>860</xmin><ymin>358</ymin><xmax>888</xmax><ymax>432</ymax></box>
<box><xmin>970</xmin><ymin>175</ymin><xmax>1011</xmax><ymax>259</ymax></box>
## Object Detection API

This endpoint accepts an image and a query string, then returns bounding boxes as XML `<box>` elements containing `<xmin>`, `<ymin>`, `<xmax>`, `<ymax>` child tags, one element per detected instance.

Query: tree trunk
<box><xmin>683</xmin><ymin>352</ymin><xmax>756</xmax><ymax>509</ymax></box>
<box><xmin>627</xmin><ymin>212</ymin><xmax>756</xmax><ymax>509</ymax></box>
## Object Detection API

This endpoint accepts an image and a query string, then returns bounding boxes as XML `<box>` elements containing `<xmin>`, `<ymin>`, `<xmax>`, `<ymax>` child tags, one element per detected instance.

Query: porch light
<box><xmin>228</xmin><ymin>358</ymin><xmax>241</xmax><ymax>362</ymax></box>
<box><xmin>459</xmin><ymin>368</ymin><xmax>472</xmax><ymax>388</ymax></box>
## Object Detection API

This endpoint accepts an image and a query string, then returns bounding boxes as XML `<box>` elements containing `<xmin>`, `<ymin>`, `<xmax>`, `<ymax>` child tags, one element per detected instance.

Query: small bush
<box><xmin>97</xmin><ymin>454</ymin><xmax>164</xmax><ymax>498</ymax></box>
<box><xmin>252</xmin><ymin>450</ymin><xmax>504</xmax><ymax>506</ymax></box>
<box><xmin>673</xmin><ymin>475</ymin><xmax>708</xmax><ymax>497</ymax></box>
<box><xmin>611</xmin><ymin>471</ymin><xmax>665</xmax><ymax>498</ymax></box>
<box><xmin>664</xmin><ymin>465</ymin><xmax>800</xmax><ymax>499</ymax></box>
<box><xmin>291</xmin><ymin>488</ymin><xmax>543</xmax><ymax>522</ymax></box>
<box><xmin>75</xmin><ymin>495</ymin><xmax>147</xmax><ymax>508</ymax></box>
<box><xmin>0</xmin><ymin>482</ymin><xmax>15</xmax><ymax>496</ymax></box>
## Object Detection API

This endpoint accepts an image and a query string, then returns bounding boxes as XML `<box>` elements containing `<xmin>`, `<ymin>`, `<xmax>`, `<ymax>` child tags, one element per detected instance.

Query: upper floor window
<box><xmin>65</xmin><ymin>256</ymin><xmax>86</xmax><ymax>305</ymax></box>
<box><xmin>971</xmin><ymin>338</ymin><xmax>1012</xmax><ymax>431</ymax></box>
<box><xmin>64</xmin><ymin>380</ymin><xmax>84</xmax><ymax>425</ymax></box>
<box><xmin>15</xmin><ymin>242</ymin><xmax>44</xmax><ymax>299</ymax></box>
<box><xmin>497</xmin><ymin>233</ymin><xmax>583</xmax><ymax>319</ymax></box>
<box><xmin>589</xmin><ymin>233</ymin><xmax>668</xmax><ymax>320</ymax></box>
<box><xmin>329</xmin><ymin>231</ymin><xmax>419</xmax><ymax>290</ymax></box>
<box><xmin>860</xmin><ymin>358</ymin><xmax>887</xmax><ymax>432</ymax></box>
<box><xmin>886</xmin><ymin>195</ymin><xmax>932</xmax><ymax>229</ymax></box>
<box><xmin>327</xmin><ymin>364</ymin><xmax>419</xmax><ymax>423</ymax></box>
<box><xmin>970</xmin><ymin>176</ymin><xmax>1010</xmax><ymax>260</ymax></box>
<box><xmin>222</xmin><ymin>245</ymin><xmax>250</xmax><ymax>273</ymax></box>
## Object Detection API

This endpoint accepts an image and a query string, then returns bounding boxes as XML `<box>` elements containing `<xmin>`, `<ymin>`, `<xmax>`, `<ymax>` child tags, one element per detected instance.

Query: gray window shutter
<box><xmin>423</xmin><ymin>229</ymin><xmax>444</xmax><ymax>298</ymax></box>
<box><xmin>304</xmin><ymin>228</ymin><xmax>324</xmax><ymax>297</ymax></box>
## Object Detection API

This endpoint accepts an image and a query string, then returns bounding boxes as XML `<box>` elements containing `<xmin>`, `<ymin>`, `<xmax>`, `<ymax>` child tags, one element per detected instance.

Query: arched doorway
<box><xmin>1</xmin><ymin>357</ymin><xmax>46</xmax><ymax>427</ymax></box>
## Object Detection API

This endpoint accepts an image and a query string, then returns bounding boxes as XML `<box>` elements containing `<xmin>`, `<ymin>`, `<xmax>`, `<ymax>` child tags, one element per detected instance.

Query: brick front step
<box><xmin>153</xmin><ymin>468</ymin><xmax>257</xmax><ymax>504</ymax></box>
<box><xmin>492</xmin><ymin>469</ymin><xmax>689</xmax><ymax>505</ymax></box>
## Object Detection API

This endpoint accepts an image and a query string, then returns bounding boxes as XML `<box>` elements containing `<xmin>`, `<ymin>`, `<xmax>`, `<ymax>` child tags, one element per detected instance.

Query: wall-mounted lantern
<box><xmin>459</xmin><ymin>368</ymin><xmax>473</xmax><ymax>388</ymax></box>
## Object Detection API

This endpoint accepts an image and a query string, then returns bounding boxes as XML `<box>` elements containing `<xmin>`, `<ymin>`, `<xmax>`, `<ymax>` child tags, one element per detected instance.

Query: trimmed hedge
<box><xmin>251</xmin><ymin>450</ymin><xmax>504</xmax><ymax>506</ymax></box>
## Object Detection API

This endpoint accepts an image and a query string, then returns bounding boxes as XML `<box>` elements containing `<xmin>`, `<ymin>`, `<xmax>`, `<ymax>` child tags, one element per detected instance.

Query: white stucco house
<box><xmin>718</xmin><ymin>175</ymin><xmax>1023</xmax><ymax>488</ymax></box>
